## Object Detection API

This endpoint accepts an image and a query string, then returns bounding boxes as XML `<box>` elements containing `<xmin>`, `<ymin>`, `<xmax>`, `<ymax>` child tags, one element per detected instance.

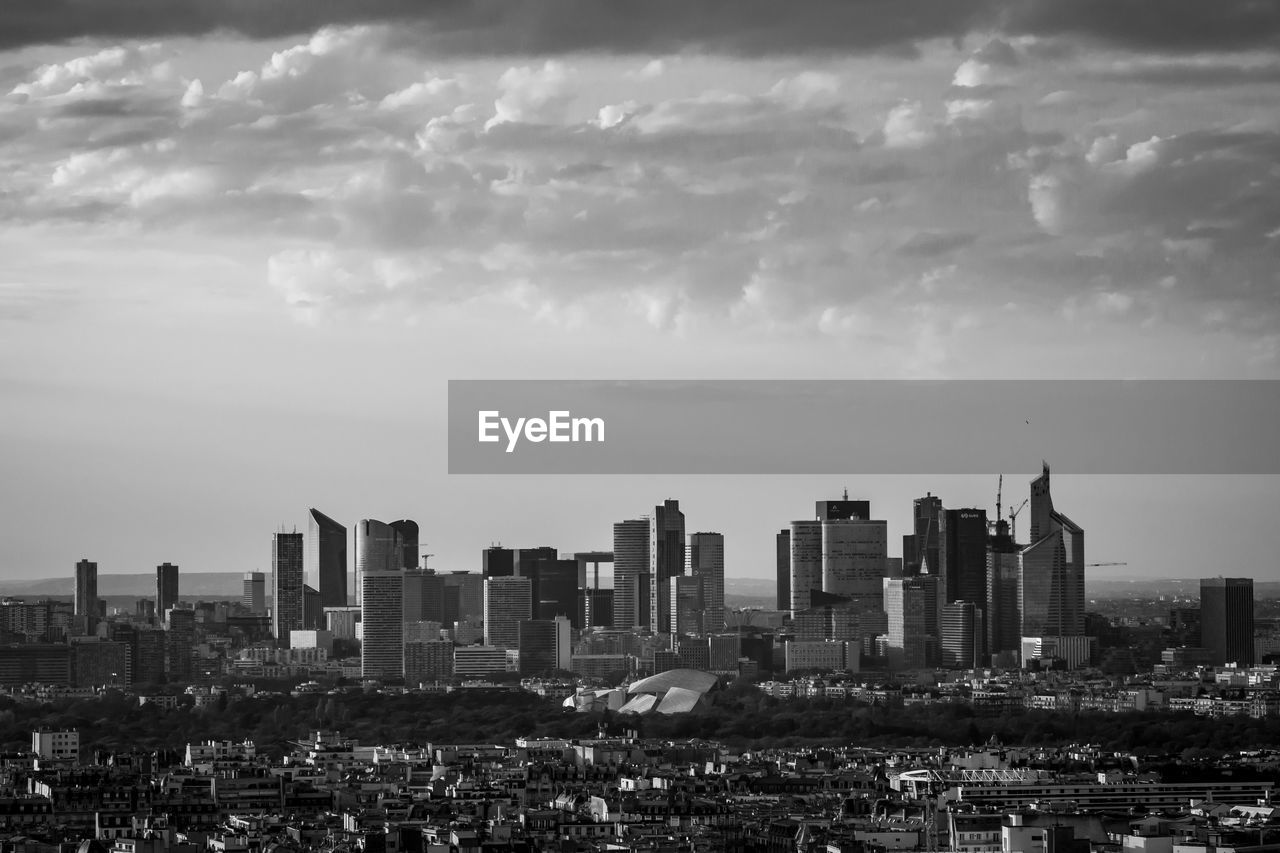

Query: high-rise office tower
<box><xmin>1018</xmin><ymin>464</ymin><xmax>1085</xmax><ymax>638</ymax></box>
<box><xmin>272</xmin><ymin>532</ymin><xmax>305</xmax><ymax>647</ymax></box>
<box><xmin>361</xmin><ymin>566</ymin><xmax>404</xmax><ymax>679</ymax></box>
<box><xmin>390</xmin><ymin>520</ymin><xmax>419</xmax><ymax>572</ymax></box>
<box><xmin>986</xmin><ymin>519</ymin><xmax>1022</xmax><ymax>662</ymax></box>
<box><xmin>649</xmin><ymin>499</ymin><xmax>685</xmax><ymax>634</ymax></box>
<box><xmin>518</xmin><ymin>616</ymin><xmax>572</xmax><ymax>675</ymax></box>
<box><xmin>307</xmin><ymin>508</ymin><xmax>348</xmax><ymax>608</ymax></box>
<box><xmin>482</xmin><ymin>546</ymin><xmax>515</xmax><ymax>578</ymax></box>
<box><xmin>355</xmin><ymin>519</ymin><xmax>416</xmax><ymax>605</ymax></box>
<box><xmin>940</xmin><ymin>601</ymin><xmax>984</xmax><ymax>669</ymax></box>
<box><xmin>884</xmin><ymin>575</ymin><xmax>937</xmax><ymax>670</ymax></box>
<box><xmin>612</xmin><ymin>519</ymin><xmax>649</xmax><ymax>629</ymax></box>
<box><xmin>484</xmin><ymin>576</ymin><xmax>532</xmax><ymax>649</ymax></box>
<box><xmin>688</xmin><ymin>532</ymin><xmax>725</xmax><ymax>632</ymax></box>
<box><xmin>821</xmin><ymin>518</ymin><xmax>887</xmax><ymax>601</ymax></box>
<box><xmin>156</xmin><ymin>563</ymin><xmax>179</xmax><ymax>613</ymax></box>
<box><xmin>816</xmin><ymin>496</ymin><xmax>871</xmax><ymax>521</ymax></box>
<box><xmin>164</xmin><ymin>607</ymin><xmax>196</xmax><ymax>681</ymax></box>
<box><xmin>74</xmin><ymin>559</ymin><xmax>98</xmax><ymax>620</ymax></box>
<box><xmin>510</xmin><ymin>548</ymin><xmax>577</xmax><ymax>622</ymax></box>
<box><xmin>670</xmin><ymin>574</ymin><xmax>704</xmax><ymax>636</ymax></box>
<box><xmin>943</xmin><ymin>509</ymin><xmax>988</xmax><ymax>607</ymax></box>
<box><xmin>1200</xmin><ymin>577</ymin><xmax>1255</xmax><ymax>666</ymax></box>
<box><xmin>789</xmin><ymin>520</ymin><xmax>823</xmax><ymax>614</ymax></box>
<box><xmin>242</xmin><ymin>571</ymin><xmax>266</xmax><ymax>614</ymax></box>
<box><xmin>776</xmin><ymin>529</ymin><xmax>791</xmax><ymax>611</ymax></box>
<box><xmin>907</xmin><ymin>493</ymin><xmax>943</xmax><ymax>578</ymax></box>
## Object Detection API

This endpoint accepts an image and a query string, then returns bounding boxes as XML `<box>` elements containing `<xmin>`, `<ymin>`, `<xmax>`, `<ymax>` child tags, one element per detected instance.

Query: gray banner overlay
<box><xmin>447</xmin><ymin>380</ymin><xmax>1280</xmax><ymax>475</ymax></box>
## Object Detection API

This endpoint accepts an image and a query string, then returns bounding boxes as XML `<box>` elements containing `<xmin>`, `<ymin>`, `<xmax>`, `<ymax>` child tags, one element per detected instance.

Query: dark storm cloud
<box><xmin>1000</xmin><ymin>0</ymin><xmax>1280</xmax><ymax>52</ymax></box>
<box><xmin>0</xmin><ymin>0</ymin><xmax>991</xmax><ymax>53</ymax></box>
<box><xmin>6</xmin><ymin>0</ymin><xmax>1280</xmax><ymax>55</ymax></box>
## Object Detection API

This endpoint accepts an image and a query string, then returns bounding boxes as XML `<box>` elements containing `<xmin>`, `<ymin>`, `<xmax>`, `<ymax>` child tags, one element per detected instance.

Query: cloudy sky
<box><xmin>1</xmin><ymin>1</ymin><xmax>1278</xmax><ymax>587</ymax></box>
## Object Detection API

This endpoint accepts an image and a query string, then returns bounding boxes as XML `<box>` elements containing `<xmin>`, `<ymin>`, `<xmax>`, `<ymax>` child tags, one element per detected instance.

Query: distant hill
<box><xmin>0</xmin><ymin>571</ymin><xmax>244</xmax><ymax>598</ymax></box>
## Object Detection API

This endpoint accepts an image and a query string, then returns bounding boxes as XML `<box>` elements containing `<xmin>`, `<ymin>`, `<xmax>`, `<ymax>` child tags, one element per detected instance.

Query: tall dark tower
<box><xmin>390</xmin><ymin>520</ymin><xmax>419</xmax><ymax>571</ymax></box>
<box><xmin>307</xmin><ymin>508</ymin><xmax>348</xmax><ymax>608</ymax></box>
<box><xmin>156</xmin><ymin>563</ymin><xmax>179</xmax><ymax>613</ymax></box>
<box><xmin>943</xmin><ymin>508</ymin><xmax>988</xmax><ymax>606</ymax></box>
<box><xmin>272</xmin><ymin>532</ymin><xmax>304</xmax><ymax>647</ymax></box>
<box><xmin>1200</xmin><ymin>577</ymin><xmax>1255</xmax><ymax>666</ymax></box>
<box><xmin>1018</xmin><ymin>463</ymin><xmax>1085</xmax><ymax>638</ymax></box>
<box><xmin>74</xmin><ymin>559</ymin><xmax>98</xmax><ymax>620</ymax></box>
<box><xmin>649</xmin><ymin>499</ymin><xmax>685</xmax><ymax>633</ymax></box>
<box><xmin>776</xmin><ymin>529</ymin><xmax>791</xmax><ymax>611</ymax></box>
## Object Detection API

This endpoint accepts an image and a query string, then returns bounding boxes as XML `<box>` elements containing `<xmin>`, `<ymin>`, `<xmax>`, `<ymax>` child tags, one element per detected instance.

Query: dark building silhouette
<box><xmin>482</xmin><ymin>546</ymin><xmax>515</xmax><ymax>578</ymax></box>
<box><xmin>986</xmin><ymin>518</ymin><xmax>1021</xmax><ymax>662</ymax></box>
<box><xmin>776</xmin><ymin>529</ymin><xmax>791</xmax><ymax>611</ymax></box>
<box><xmin>307</xmin><ymin>508</ymin><xmax>348</xmax><ymax>608</ymax></box>
<box><xmin>815</xmin><ymin>499</ymin><xmax>870</xmax><ymax>521</ymax></box>
<box><xmin>943</xmin><ymin>508</ymin><xmax>988</xmax><ymax>607</ymax></box>
<box><xmin>155</xmin><ymin>563</ymin><xmax>179</xmax><ymax>613</ymax></box>
<box><xmin>1200</xmin><ymin>577</ymin><xmax>1254</xmax><ymax>666</ymax></box>
<box><xmin>272</xmin><ymin>531</ymin><xmax>305</xmax><ymax>647</ymax></box>
<box><xmin>74</xmin><ymin>559</ymin><xmax>98</xmax><ymax>630</ymax></box>
<box><xmin>649</xmin><ymin>499</ymin><xmax>685</xmax><ymax>634</ymax></box>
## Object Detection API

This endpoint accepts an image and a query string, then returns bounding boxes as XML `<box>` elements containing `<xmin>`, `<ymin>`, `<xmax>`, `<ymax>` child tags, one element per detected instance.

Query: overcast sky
<box><xmin>1</xmin><ymin>1</ymin><xmax>1278</xmax><ymax>585</ymax></box>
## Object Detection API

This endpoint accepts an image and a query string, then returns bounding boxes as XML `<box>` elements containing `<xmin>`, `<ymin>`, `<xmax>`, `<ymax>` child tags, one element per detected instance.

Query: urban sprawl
<box><xmin>2</xmin><ymin>464</ymin><xmax>1278</xmax><ymax>853</ymax></box>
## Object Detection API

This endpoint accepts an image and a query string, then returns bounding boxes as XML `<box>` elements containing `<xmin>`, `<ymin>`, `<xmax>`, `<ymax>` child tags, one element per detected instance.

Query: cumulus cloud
<box><xmin>11</xmin><ymin>43</ymin><xmax>169</xmax><ymax>99</ymax></box>
<box><xmin>486</xmin><ymin>61</ymin><xmax>575</xmax><ymax>129</ymax></box>
<box><xmin>881</xmin><ymin>101</ymin><xmax>936</xmax><ymax>148</ymax></box>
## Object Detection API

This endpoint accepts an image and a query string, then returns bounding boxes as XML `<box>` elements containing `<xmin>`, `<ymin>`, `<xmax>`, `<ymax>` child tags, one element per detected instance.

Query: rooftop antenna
<box><xmin>996</xmin><ymin>474</ymin><xmax>1003</xmax><ymax>533</ymax></box>
<box><xmin>843</xmin><ymin>487</ymin><xmax>849</xmax><ymax>501</ymax></box>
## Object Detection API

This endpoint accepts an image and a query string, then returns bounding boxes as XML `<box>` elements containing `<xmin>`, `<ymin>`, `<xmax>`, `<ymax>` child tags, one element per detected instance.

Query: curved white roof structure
<box><xmin>626</xmin><ymin>668</ymin><xmax>719</xmax><ymax>696</ymax></box>
<box><xmin>618</xmin><ymin>669</ymin><xmax>718</xmax><ymax>715</ymax></box>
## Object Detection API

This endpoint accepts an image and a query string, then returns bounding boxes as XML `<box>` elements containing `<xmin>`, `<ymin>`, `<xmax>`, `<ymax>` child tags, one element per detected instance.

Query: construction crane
<box><xmin>1008</xmin><ymin>497</ymin><xmax>1029</xmax><ymax>541</ymax></box>
<box><xmin>418</xmin><ymin>545</ymin><xmax>435</xmax><ymax>570</ymax></box>
<box><xmin>1087</xmin><ymin>562</ymin><xmax>1127</xmax><ymax>567</ymax></box>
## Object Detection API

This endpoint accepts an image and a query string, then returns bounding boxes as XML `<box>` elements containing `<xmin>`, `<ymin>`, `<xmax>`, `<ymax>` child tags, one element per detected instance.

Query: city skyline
<box><xmin>9</xmin><ymin>472</ymin><xmax>1278</xmax><ymax>588</ymax></box>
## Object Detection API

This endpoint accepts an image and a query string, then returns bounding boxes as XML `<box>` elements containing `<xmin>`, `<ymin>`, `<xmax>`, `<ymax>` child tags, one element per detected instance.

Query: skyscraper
<box><xmin>74</xmin><ymin>559</ymin><xmax>98</xmax><ymax>620</ymax></box>
<box><xmin>390</xmin><ymin>519</ymin><xmax>419</xmax><ymax>572</ymax></box>
<box><xmin>688</xmin><ymin>532</ymin><xmax>725</xmax><ymax>632</ymax></box>
<box><xmin>649</xmin><ymin>499</ymin><xmax>685</xmax><ymax>634</ymax></box>
<box><xmin>1200</xmin><ymin>577</ymin><xmax>1255</xmax><ymax>666</ymax></box>
<box><xmin>776</xmin><ymin>529</ymin><xmax>791</xmax><ymax>611</ymax></box>
<box><xmin>940</xmin><ymin>601</ymin><xmax>984</xmax><ymax>669</ymax></box>
<box><xmin>156</xmin><ymin>563</ymin><xmax>179</xmax><ymax>614</ymax></box>
<box><xmin>482</xmin><ymin>545</ymin><xmax>515</xmax><ymax>578</ymax></box>
<box><xmin>907</xmin><ymin>493</ymin><xmax>943</xmax><ymax>578</ymax></box>
<box><xmin>612</xmin><ymin>518</ymin><xmax>649</xmax><ymax>629</ymax></box>
<box><xmin>884</xmin><ymin>575</ymin><xmax>936</xmax><ymax>670</ymax></box>
<box><xmin>1018</xmin><ymin>464</ymin><xmax>1085</xmax><ymax>638</ymax></box>
<box><xmin>361</xmin><ymin>566</ymin><xmax>404</xmax><ymax>679</ymax></box>
<box><xmin>484</xmin><ymin>576</ymin><xmax>532</xmax><ymax>649</ymax></box>
<box><xmin>943</xmin><ymin>509</ymin><xmax>988</xmax><ymax>607</ymax></box>
<box><xmin>518</xmin><ymin>616</ymin><xmax>571</xmax><ymax>675</ymax></box>
<box><xmin>789</xmin><ymin>520</ymin><xmax>822</xmax><ymax>614</ymax></box>
<box><xmin>272</xmin><ymin>532</ymin><xmax>304</xmax><ymax>647</ymax></box>
<box><xmin>242</xmin><ymin>571</ymin><xmax>266</xmax><ymax>614</ymax></box>
<box><xmin>986</xmin><ymin>519</ymin><xmax>1021</xmax><ymax>662</ymax></box>
<box><xmin>307</xmin><ymin>508</ymin><xmax>348</xmax><ymax>608</ymax></box>
<box><xmin>355</xmin><ymin>519</ymin><xmax>416</xmax><ymax>605</ymax></box>
<box><xmin>670</xmin><ymin>574</ymin><xmax>704</xmax><ymax>636</ymax></box>
<box><xmin>821</xmin><ymin>518</ymin><xmax>887</xmax><ymax>601</ymax></box>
